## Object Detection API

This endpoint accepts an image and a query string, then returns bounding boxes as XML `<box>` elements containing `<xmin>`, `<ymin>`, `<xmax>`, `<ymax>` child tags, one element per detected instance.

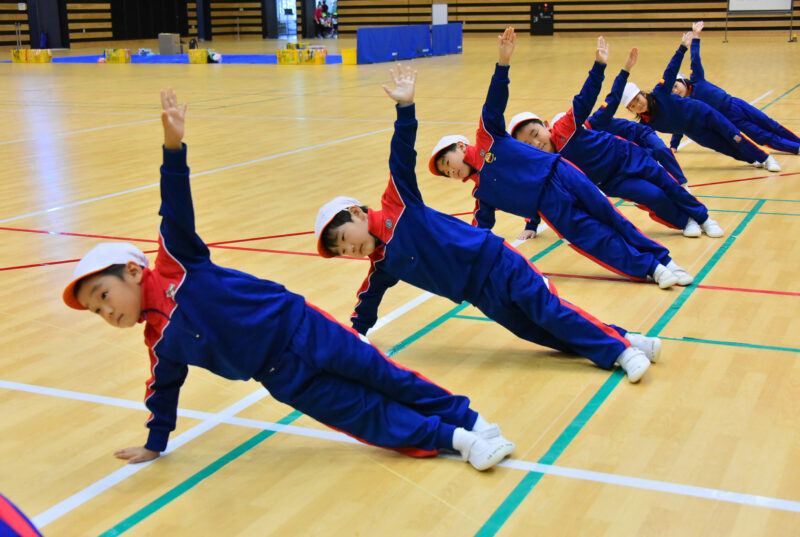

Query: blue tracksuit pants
<box><xmin>726</xmin><ymin>97</ymin><xmax>800</xmax><ymax>154</ymax></box>
<box><xmin>538</xmin><ymin>161</ymin><xmax>672</xmax><ymax>281</ymax></box>
<box><xmin>601</xmin><ymin>152</ymin><xmax>709</xmax><ymax>230</ymax></box>
<box><xmin>640</xmin><ymin>130</ymin><xmax>689</xmax><ymax>185</ymax></box>
<box><xmin>689</xmin><ymin>107</ymin><xmax>769</xmax><ymax>164</ymax></box>
<box><xmin>473</xmin><ymin>242</ymin><xmax>630</xmax><ymax>369</ymax></box>
<box><xmin>261</xmin><ymin>304</ymin><xmax>476</xmax><ymax>457</ymax></box>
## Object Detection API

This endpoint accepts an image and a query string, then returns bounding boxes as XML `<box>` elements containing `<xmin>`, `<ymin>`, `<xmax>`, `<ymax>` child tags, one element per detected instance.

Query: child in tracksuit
<box><xmin>508</xmin><ymin>38</ymin><xmax>723</xmax><ymax>244</ymax></box>
<box><xmin>61</xmin><ymin>88</ymin><xmax>516</xmax><ymax>472</ymax></box>
<box><xmin>316</xmin><ymin>60</ymin><xmax>660</xmax><ymax>383</ymax></box>
<box><xmin>429</xmin><ymin>29</ymin><xmax>687</xmax><ymax>289</ymax></box>
<box><xmin>583</xmin><ymin>46</ymin><xmax>690</xmax><ymax>189</ymax></box>
<box><xmin>670</xmin><ymin>21</ymin><xmax>799</xmax><ymax>155</ymax></box>
<box><xmin>623</xmin><ymin>30</ymin><xmax>782</xmax><ymax>173</ymax></box>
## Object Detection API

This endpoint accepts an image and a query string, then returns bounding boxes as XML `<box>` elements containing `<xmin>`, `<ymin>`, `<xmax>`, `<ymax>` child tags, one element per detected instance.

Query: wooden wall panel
<box><xmin>66</xmin><ymin>1</ymin><xmax>112</xmax><ymax>43</ymax></box>
<box><xmin>187</xmin><ymin>2</ymin><xmax>198</xmax><ymax>37</ymax></box>
<box><xmin>336</xmin><ymin>0</ymin><xmax>799</xmax><ymax>35</ymax></box>
<box><xmin>210</xmin><ymin>0</ymin><xmax>262</xmax><ymax>36</ymax></box>
<box><xmin>0</xmin><ymin>2</ymin><xmax>30</xmax><ymax>47</ymax></box>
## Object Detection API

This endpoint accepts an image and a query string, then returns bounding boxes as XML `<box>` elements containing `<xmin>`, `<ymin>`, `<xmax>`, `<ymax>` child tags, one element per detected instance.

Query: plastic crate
<box><xmin>300</xmin><ymin>48</ymin><xmax>327</xmax><ymax>65</ymax></box>
<box><xmin>341</xmin><ymin>48</ymin><xmax>357</xmax><ymax>65</ymax></box>
<box><xmin>26</xmin><ymin>49</ymin><xmax>52</xmax><ymax>63</ymax></box>
<box><xmin>104</xmin><ymin>49</ymin><xmax>131</xmax><ymax>63</ymax></box>
<box><xmin>10</xmin><ymin>49</ymin><xmax>28</xmax><ymax>63</ymax></box>
<box><xmin>287</xmin><ymin>42</ymin><xmax>308</xmax><ymax>50</ymax></box>
<box><xmin>188</xmin><ymin>49</ymin><xmax>216</xmax><ymax>64</ymax></box>
<box><xmin>277</xmin><ymin>49</ymin><xmax>299</xmax><ymax>64</ymax></box>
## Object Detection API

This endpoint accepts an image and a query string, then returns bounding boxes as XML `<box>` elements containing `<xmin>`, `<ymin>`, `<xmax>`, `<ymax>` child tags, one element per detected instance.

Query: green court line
<box><xmin>647</xmin><ymin>200</ymin><xmax>764</xmax><ymax>337</ymax></box>
<box><xmin>475</xmin><ymin>200</ymin><xmax>765</xmax><ymax>537</ymax></box>
<box><xmin>453</xmin><ymin>314</ymin><xmax>494</xmax><ymax>322</ymax></box>
<box><xmin>760</xmin><ymin>83</ymin><xmax>800</xmax><ymax>111</ymax></box>
<box><xmin>100</xmin><ymin>410</ymin><xmax>303</xmax><ymax>536</ymax></box>
<box><xmin>694</xmin><ymin>194</ymin><xmax>800</xmax><ymax>203</ymax></box>
<box><xmin>659</xmin><ymin>336</ymin><xmax>800</xmax><ymax>354</ymax></box>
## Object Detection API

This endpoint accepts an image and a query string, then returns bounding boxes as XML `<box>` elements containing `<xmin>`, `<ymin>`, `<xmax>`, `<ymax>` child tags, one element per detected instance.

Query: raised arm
<box><xmin>587</xmin><ymin>47</ymin><xmax>637</xmax><ymax>129</ymax></box>
<box><xmin>480</xmin><ymin>27</ymin><xmax>517</xmax><ymax>138</ymax></box>
<box><xmin>351</xmin><ymin>264</ymin><xmax>400</xmax><ymax>335</ymax></box>
<box><xmin>656</xmin><ymin>32</ymin><xmax>691</xmax><ymax>95</ymax></box>
<box><xmin>570</xmin><ymin>36</ymin><xmax>608</xmax><ymax>126</ymax></box>
<box><xmin>689</xmin><ymin>21</ymin><xmax>706</xmax><ymax>83</ymax></box>
<box><xmin>382</xmin><ymin>64</ymin><xmax>423</xmax><ymax>203</ymax></box>
<box><xmin>157</xmin><ymin>88</ymin><xmax>210</xmax><ymax>266</ymax></box>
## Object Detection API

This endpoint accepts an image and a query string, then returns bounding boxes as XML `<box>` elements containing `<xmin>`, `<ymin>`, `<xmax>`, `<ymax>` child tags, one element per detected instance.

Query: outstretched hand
<box><xmin>624</xmin><ymin>47</ymin><xmax>638</xmax><ymax>71</ymax></box>
<box><xmin>595</xmin><ymin>36</ymin><xmax>609</xmax><ymax>64</ymax></box>
<box><xmin>381</xmin><ymin>63</ymin><xmax>417</xmax><ymax>106</ymax></box>
<box><xmin>498</xmin><ymin>27</ymin><xmax>516</xmax><ymax>65</ymax></box>
<box><xmin>681</xmin><ymin>31</ymin><xmax>694</xmax><ymax>48</ymax></box>
<box><xmin>692</xmin><ymin>20</ymin><xmax>704</xmax><ymax>36</ymax></box>
<box><xmin>160</xmin><ymin>87</ymin><xmax>186</xmax><ymax>150</ymax></box>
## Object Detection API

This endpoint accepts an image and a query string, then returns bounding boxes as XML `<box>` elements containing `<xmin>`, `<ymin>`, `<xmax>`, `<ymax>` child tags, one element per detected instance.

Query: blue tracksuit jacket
<box><xmin>141</xmin><ymin>145</ymin><xmax>475</xmax><ymax>456</ymax></box>
<box><xmin>638</xmin><ymin>45</ymin><xmax>768</xmax><ymax>165</ymax></box>
<box><xmin>585</xmin><ymin>68</ymin><xmax>688</xmax><ymax>185</ymax></box>
<box><xmin>352</xmin><ymin>103</ymin><xmax>630</xmax><ymax>368</ymax></box>
<box><xmin>468</xmin><ymin>64</ymin><xmax>670</xmax><ymax>280</ymax></box>
<box><xmin>549</xmin><ymin>61</ymin><xmax>708</xmax><ymax>230</ymax></box>
<box><xmin>669</xmin><ymin>38</ymin><xmax>799</xmax><ymax>154</ymax></box>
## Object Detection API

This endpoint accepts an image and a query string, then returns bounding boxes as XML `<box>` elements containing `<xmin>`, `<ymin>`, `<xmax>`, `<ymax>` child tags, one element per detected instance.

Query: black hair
<box><xmin>511</xmin><ymin>118</ymin><xmax>544</xmax><ymax>138</ymax></box>
<box><xmin>73</xmin><ymin>263</ymin><xmax>127</xmax><ymax>299</ymax></box>
<box><xmin>676</xmin><ymin>77</ymin><xmax>691</xmax><ymax>89</ymax></box>
<box><xmin>321</xmin><ymin>205</ymin><xmax>369</xmax><ymax>256</ymax></box>
<box><xmin>433</xmin><ymin>143</ymin><xmax>459</xmax><ymax>175</ymax></box>
<box><xmin>632</xmin><ymin>92</ymin><xmax>659</xmax><ymax>122</ymax></box>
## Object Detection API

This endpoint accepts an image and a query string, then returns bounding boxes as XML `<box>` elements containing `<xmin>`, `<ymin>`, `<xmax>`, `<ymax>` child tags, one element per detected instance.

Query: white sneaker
<box><xmin>473</xmin><ymin>423</ymin><xmax>501</xmax><ymax>439</ymax></box>
<box><xmin>625</xmin><ymin>333</ymin><xmax>662</xmax><ymax>363</ymax></box>
<box><xmin>666</xmin><ymin>260</ymin><xmax>694</xmax><ymax>285</ymax></box>
<box><xmin>683</xmin><ymin>218</ymin><xmax>701</xmax><ymax>238</ymax></box>
<box><xmin>755</xmin><ymin>155</ymin><xmax>782</xmax><ymax>172</ymax></box>
<box><xmin>616</xmin><ymin>346</ymin><xmax>650</xmax><ymax>383</ymax></box>
<box><xmin>682</xmin><ymin>183</ymin><xmax>692</xmax><ymax>193</ymax></box>
<box><xmin>465</xmin><ymin>434</ymin><xmax>516</xmax><ymax>471</ymax></box>
<box><xmin>700</xmin><ymin>218</ymin><xmax>724</xmax><ymax>238</ymax></box>
<box><xmin>652</xmin><ymin>263</ymin><xmax>678</xmax><ymax>289</ymax></box>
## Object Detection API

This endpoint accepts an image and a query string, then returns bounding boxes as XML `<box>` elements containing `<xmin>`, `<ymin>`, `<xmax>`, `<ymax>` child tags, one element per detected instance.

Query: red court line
<box><xmin>207</xmin><ymin>230</ymin><xmax>313</xmax><ymax>246</ymax></box>
<box><xmin>0</xmin><ymin>250</ymin><xmax>159</xmax><ymax>272</ymax></box>
<box><xmin>0</xmin><ymin>226</ymin><xmax>157</xmax><ymax>243</ymax></box>
<box><xmin>689</xmin><ymin>171</ymin><xmax>800</xmax><ymax>188</ymax></box>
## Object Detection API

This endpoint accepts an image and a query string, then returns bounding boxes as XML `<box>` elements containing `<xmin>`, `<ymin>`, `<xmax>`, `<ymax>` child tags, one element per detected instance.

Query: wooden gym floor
<box><xmin>0</xmin><ymin>31</ymin><xmax>798</xmax><ymax>536</ymax></box>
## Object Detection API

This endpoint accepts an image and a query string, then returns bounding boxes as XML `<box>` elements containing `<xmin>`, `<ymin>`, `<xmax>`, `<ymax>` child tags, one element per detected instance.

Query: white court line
<box><xmin>676</xmin><ymin>90</ymin><xmax>773</xmax><ymax>150</ymax></box>
<box><xmin>30</xmin><ymin>388</ymin><xmax>269</xmax><ymax>528</ymax></box>
<box><xmin>0</xmin><ymin>118</ymin><xmax>159</xmax><ymax>146</ymax></box>
<box><xmin>5</xmin><ymin>380</ymin><xmax>798</xmax><ymax>519</ymax></box>
<box><xmin>0</xmin><ymin>127</ymin><xmax>392</xmax><ymax>224</ymax></box>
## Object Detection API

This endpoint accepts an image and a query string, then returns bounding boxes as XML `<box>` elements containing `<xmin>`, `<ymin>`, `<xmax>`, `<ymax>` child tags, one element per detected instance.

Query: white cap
<box><xmin>315</xmin><ymin>196</ymin><xmax>362</xmax><ymax>257</ymax></box>
<box><xmin>63</xmin><ymin>242</ymin><xmax>149</xmax><ymax>310</ymax></box>
<box><xmin>508</xmin><ymin>111</ymin><xmax>540</xmax><ymax>137</ymax></box>
<box><xmin>428</xmin><ymin>135</ymin><xmax>470</xmax><ymax>176</ymax></box>
<box><xmin>622</xmin><ymin>82</ymin><xmax>641</xmax><ymax>108</ymax></box>
<box><xmin>551</xmin><ymin>112</ymin><xmax>566</xmax><ymax>125</ymax></box>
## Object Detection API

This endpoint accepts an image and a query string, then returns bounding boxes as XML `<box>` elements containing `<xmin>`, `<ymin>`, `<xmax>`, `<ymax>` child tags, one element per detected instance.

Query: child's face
<box><xmin>627</xmin><ymin>92</ymin><xmax>648</xmax><ymax>115</ymax></box>
<box><xmin>513</xmin><ymin>121</ymin><xmax>555</xmax><ymax>153</ymax></box>
<box><xmin>329</xmin><ymin>207</ymin><xmax>377</xmax><ymax>257</ymax></box>
<box><xmin>671</xmin><ymin>81</ymin><xmax>688</xmax><ymax>97</ymax></box>
<box><xmin>436</xmin><ymin>142</ymin><xmax>472</xmax><ymax>179</ymax></box>
<box><xmin>76</xmin><ymin>263</ymin><xmax>143</xmax><ymax>328</ymax></box>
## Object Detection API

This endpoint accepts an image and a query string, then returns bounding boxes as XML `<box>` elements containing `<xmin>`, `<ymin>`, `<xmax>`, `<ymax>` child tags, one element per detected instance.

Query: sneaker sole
<box><xmin>656</xmin><ymin>274</ymin><xmax>678</xmax><ymax>289</ymax></box>
<box><xmin>472</xmin><ymin>442</ymin><xmax>516</xmax><ymax>471</ymax></box>
<box><xmin>626</xmin><ymin>361</ymin><xmax>650</xmax><ymax>383</ymax></box>
<box><xmin>649</xmin><ymin>338</ymin><xmax>662</xmax><ymax>363</ymax></box>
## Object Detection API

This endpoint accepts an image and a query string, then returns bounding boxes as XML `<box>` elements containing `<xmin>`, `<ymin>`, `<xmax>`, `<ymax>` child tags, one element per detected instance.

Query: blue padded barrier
<box><xmin>356</xmin><ymin>24</ymin><xmax>431</xmax><ymax>64</ymax></box>
<box><xmin>432</xmin><ymin>22</ymin><xmax>462</xmax><ymax>56</ymax></box>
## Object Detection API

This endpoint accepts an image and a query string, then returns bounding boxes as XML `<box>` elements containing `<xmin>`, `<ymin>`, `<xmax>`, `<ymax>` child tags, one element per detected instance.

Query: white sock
<box><xmin>472</xmin><ymin>414</ymin><xmax>491</xmax><ymax>432</ymax></box>
<box><xmin>452</xmin><ymin>427</ymin><xmax>476</xmax><ymax>460</ymax></box>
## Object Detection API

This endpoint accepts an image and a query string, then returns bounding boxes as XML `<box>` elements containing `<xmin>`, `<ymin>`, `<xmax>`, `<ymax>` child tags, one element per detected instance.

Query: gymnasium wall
<box><xmin>335</xmin><ymin>0</ymin><xmax>799</xmax><ymax>35</ymax></box>
<box><xmin>0</xmin><ymin>2</ymin><xmax>30</xmax><ymax>47</ymax></box>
